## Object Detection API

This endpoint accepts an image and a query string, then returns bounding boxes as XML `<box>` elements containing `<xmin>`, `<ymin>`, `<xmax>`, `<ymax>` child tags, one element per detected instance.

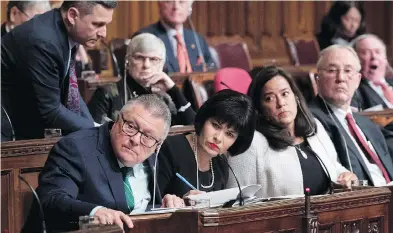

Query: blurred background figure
<box><xmin>1</xmin><ymin>0</ymin><xmax>51</xmax><ymax>37</ymax></box>
<box><xmin>317</xmin><ymin>1</ymin><xmax>366</xmax><ymax>50</ymax></box>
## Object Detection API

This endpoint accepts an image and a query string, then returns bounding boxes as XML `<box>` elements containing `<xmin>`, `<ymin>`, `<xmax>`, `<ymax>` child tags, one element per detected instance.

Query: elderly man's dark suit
<box><xmin>21</xmin><ymin>123</ymin><xmax>162</xmax><ymax>233</ymax></box>
<box><xmin>309</xmin><ymin>95</ymin><xmax>393</xmax><ymax>185</ymax></box>
<box><xmin>1</xmin><ymin>9</ymin><xmax>93</xmax><ymax>140</ymax></box>
<box><xmin>135</xmin><ymin>21</ymin><xmax>215</xmax><ymax>73</ymax></box>
<box><xmin>351</xmin><ymin>78</ymin><xmax>393</xmax><ymax>110</ymax></box>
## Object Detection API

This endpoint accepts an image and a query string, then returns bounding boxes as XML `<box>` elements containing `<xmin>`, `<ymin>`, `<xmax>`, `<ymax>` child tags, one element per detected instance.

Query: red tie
<box><xmin>174</xmin><ymin>31</ymin><xmax>192</xmax><ymax>73</ymax></box>
<box><xmin>345</xmin><ymin>113</ymin><xmax>391</xmax><ymax>183</ymax></box>
<box><xmin>373</xmin><ymin>81</ymin><xmax>393</xmax><ymax>104</ymax></box>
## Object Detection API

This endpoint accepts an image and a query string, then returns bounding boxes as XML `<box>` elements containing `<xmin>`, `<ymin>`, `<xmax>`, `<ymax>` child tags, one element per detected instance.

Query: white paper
<box><xmin>186</xmin><ymin>185</ymin><xmax>262</xmax><ymax>206</ymax></box>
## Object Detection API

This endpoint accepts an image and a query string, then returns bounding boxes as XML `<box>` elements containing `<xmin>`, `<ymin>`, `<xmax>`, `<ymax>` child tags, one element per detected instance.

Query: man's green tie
<box><xmin>121</xmin><ymin>167</ymin><xmax>135</xmax><ymax>212</ymax></box>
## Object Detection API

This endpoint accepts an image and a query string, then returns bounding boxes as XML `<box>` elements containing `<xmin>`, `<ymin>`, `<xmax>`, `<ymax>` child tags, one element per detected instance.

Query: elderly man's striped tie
<box><xmin>121</xmin><ymin>167</ymin><xmax>135</xmax><ymax>212</ymax></box>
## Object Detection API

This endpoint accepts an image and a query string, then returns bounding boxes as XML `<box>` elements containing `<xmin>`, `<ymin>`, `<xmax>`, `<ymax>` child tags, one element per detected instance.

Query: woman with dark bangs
<box><xmin>158</xmin><ymin>89</ymin><xmax>256</xmax><ymax>198</ymax></box>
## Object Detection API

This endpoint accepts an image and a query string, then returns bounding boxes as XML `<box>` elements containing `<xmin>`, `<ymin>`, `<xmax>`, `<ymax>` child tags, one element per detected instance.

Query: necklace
<box><xmin>294</xmin><ymin>144</ymin><xmax>308</xmax><ymax>159</ymax></box>
<box><xmin>192</xmin><ymin>134</ymin><xmax>215</xmax><ymax>189</ymax></box>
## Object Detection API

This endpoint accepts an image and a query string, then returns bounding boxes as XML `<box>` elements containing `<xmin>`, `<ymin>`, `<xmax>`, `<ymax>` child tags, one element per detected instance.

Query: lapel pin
<box><xmin>191</xmin><ymin>44</ymin><xmax>196</xmax><ymax>49</ymax></box>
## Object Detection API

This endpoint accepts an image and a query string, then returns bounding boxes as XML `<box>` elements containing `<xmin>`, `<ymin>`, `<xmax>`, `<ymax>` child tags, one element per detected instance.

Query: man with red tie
<box><xmin>309</xmin><ymin>45</ymin><xmax>393</xmax><ymax>186</ymax></box>
<box><xmin>135</xmin><ymin>0</ymin><xmax>215</xmax><ymax>74</ymax></box>
<box><xmin>2</xmin><ymin>1</ymin><xmax>116</xmax><ymax>140</ymax></box>
<box><xmin>350</xmin><ymin>34</ymin><xmax>393</xmax><ymax>110</ymax></box>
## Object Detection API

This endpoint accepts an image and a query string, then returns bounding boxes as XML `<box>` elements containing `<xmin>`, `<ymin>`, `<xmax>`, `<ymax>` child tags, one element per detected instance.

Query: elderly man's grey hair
<box><xmin>7</xmin><ymin>1</ymin><xmax>51</xmax><ymax>21</ymax></box>
<box><xmin>316</xmin><ymin>44</ymin><xmax>361</xmax><ymax>72</ymax></box>
<box><xmin>126</xmin><ymin>33</ymin><xmax>166</xmax><ymax>64</ymax></box>
<box><xmin>350</xmin><ymin>33</ymin><xmax>387</xmax><ymax>54</ymax></box>
<box><xmin>120</xmin><ymin>94</ymin><xmax>171</xmax><ymax>139</ymax></box>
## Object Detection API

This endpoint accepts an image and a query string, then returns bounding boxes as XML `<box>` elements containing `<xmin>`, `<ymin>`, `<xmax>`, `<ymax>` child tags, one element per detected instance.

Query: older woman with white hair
<box><xmin>88</xmin><ymin>33</ymin><xmax>195</xmax><ymax>125</ymax></box>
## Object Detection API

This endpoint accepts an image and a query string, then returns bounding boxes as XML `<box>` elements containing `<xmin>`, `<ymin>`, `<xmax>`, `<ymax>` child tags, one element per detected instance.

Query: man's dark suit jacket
<box><xmin>309</xmin><ymin>96</ymin><xmax>393</xmax><ymax>185</ymax></box>
<box><xmin>351</xmin><ymin>78</ymin><xmax>393</xmax><ymax>110</ymax></box>
<box><xmin>135</xmin><ymin>21</ymin><xmax>215</xmax><ymax>73</ymax></box>
<box><xmin>1</xmin><ymin>9</ymin><xmax>93</xmax><ymax>140</ymax></box>
<box><xmin>21</xmin><ymin>122</ymin><xmax>162</xmax><ymax>233</ymax></box>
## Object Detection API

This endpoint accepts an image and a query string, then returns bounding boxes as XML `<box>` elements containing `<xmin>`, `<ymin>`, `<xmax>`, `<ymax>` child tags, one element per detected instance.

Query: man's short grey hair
<box><xmin>7</xmin><ymin>1</ymin><xmax>51</xmax><ymax>21</ymax></box>
<box><xmin>120</xmin><ymin>94</ymin><xmax>171</xmax><ymax>139</ymax></box>
<box><xmin>316</xmin><ymin>44</ymin><xmax>361</xmax><ymax>72</ymax></box>
<box><xmin>126</xmin><ymin>33</ymin><xmax>166</xmax><ymax>64</ymax></box>
<box><xmin>350</xmin><ymin>33</ymin><xmax>387</xmax><ymax>54</ymax></box>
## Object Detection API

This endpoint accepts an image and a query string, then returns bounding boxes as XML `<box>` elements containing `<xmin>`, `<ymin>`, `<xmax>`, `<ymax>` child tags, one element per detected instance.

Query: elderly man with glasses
<box><xmin>22</xmin><ymin>94</ymin><xmax>185</xmax><ymax>233</ymax></box>
<box><xmin>88</xmin><ymin>33</ymin><xmax>195</xmax><ymax>126</ymax></box>
<box><xmin>308</xmin><ymin>44</ymin><xmax>393</xmax><ymax>187</ymax></box>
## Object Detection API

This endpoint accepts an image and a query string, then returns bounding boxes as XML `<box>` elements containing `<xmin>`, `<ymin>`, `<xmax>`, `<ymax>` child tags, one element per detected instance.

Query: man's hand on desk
<box><xmin>161</xmin><ymin>194</ymin><xmax>185</xmax><ymax>208</ymax></box>
<box><xmin>146</xmin><ymin>72</ymin><xmax>175</xmax><ymax>93</ymax></box>
<box><xmin>94</xmin><ymin>207</ymin><xmax>133</xmax><ymax>231</ymax></box>
<box><xmin>337</xmin><ymin>171</ymin><xmax>358</xmax><ymax>188</ymax></box>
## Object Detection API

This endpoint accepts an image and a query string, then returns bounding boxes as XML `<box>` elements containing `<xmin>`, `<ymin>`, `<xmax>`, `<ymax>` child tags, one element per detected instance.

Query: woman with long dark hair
<box><xmin>227</xmin><ymin>66</ymin><xmax>357</xmax><ymax>197</ymax></box>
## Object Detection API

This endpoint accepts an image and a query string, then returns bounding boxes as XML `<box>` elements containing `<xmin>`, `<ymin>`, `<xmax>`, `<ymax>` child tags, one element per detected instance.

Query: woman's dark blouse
<box><xmin>158</xmin><ymin>134</ymin><xmax>229</xmax><ymax>197</ymax></box>
<box><xmin>295</xmin><ymin>140</ymin><xmax>330</xmax><ymax>195</ymax></box>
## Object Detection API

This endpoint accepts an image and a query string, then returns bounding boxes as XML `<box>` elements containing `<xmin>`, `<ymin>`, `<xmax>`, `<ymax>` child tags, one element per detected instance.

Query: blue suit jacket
<box><xmin>351</xmin><ymin>78</ymin><xmax>393</xmax><ymax>110</ymax></box>
<box><xmin>22</xmin><ymin>123</ymin><xmax>161</xmax><ymax>233</ymax></box>
<box><xmin>1</xmin><ymin>9</ymin><xmax>93</xmax><ymax>140</ymax></box>
<box><xmin>309</xmin><ymin>95</ymin><xmax>393</xmax><ymax>185</ymax></box>
<box><xmin>135</xmin><ymin>21</ymin><xmax>215</xmax><ymax>73</ymax></box>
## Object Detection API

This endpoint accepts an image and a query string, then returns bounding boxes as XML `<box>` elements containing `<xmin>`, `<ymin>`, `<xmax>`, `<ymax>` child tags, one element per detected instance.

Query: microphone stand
<box><xmin>218</xmin><ymin>155</ymin><xmax>244</xmax><ymax>207</ymax></box>
<box><xmin>18</xmin><ymin>174</ymin><xmax>47</xmax><ymax>233</ymax></box>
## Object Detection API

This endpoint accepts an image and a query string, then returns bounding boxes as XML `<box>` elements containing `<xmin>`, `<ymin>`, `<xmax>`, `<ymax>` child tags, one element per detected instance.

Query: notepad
<box><xmin>186</xmin><ymin>185</ymin><xmax>262</xmax><ymax>206</ymax></box>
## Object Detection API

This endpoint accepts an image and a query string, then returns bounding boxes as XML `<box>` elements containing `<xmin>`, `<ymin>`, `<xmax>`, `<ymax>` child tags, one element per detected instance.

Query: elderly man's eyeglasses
<box><xmin>120</xmin><ymin>114</ymin><xmax>160</xmax><ymax>148</ymax></box>
<box><xmin>320</xmin><ymin>67</ymin><xmax>358</xmax><ymax>78</ymax></box>
<box><xmin>131</xmin><ymin>55</ymin><xmax>162</xmax><ymax>66</ymax></box>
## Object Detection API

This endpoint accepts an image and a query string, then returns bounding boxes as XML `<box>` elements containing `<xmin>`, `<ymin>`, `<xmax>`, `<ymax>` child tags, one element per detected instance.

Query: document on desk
<box><xmin>186</xmin><ymin>185</ymin><xmax>262</xmax><ymax>206</ymax></box>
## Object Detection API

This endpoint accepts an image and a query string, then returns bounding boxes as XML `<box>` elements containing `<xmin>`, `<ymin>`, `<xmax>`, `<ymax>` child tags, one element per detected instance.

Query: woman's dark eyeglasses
<box><xmin>120</xmin><ymin>114</ymin><xmax>160</xmax><ymax>148</ymax></box>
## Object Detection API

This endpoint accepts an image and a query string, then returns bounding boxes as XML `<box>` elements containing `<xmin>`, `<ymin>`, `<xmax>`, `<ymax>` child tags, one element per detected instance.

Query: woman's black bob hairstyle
<box><xmin>247</xmin><ymin>66</ymin><xmax>317</xmax><ymax>150</ymax></box>
<box><xmin>317</xmin><ymin>1</ymin><xmax>366</xmax><ymax>49</ymax></box>
<box><xmin>194</xmin><ymin>89</ymin><xmax>256</xmax><ymax>156</ymax></box>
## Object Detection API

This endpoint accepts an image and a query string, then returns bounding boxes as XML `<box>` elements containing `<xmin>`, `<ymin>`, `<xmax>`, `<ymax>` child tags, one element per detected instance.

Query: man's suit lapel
<box><xmin>156</xmin><ymin>22</ymin><xmax>179</xmax><ymax>72</ymax></box>
<box><xmin>315</xmin><ymin>96</ymin><xmax>373</xmax><ymax>181</ymax></box>
<box><xmin>354</xmin><ymin>115</ymin><xmax>393</xmax><ymax>179</ymax></box>
<box><xmin>96</xmin><ymin>124</ymin><xmax>129</xmax><ymax>213</ymax></box>
<box><xmin>361</xmin><ymin>80</ymin><xmax>388</xmax><ymax>108</ymax></box>
<box><xmin>146</xmin><ymin>155</ymin><xmax>162</xmax><ymax>205</ymax></box>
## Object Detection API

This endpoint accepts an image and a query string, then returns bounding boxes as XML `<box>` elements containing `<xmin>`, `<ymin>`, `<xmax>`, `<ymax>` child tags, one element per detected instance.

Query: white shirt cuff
<box><xmin>89</xmin><ymin>206</ymin><xmax>104</xmax><ymax>216</ymax></box>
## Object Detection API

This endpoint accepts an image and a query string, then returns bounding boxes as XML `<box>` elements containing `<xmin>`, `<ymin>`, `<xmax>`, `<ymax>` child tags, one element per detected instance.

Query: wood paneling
<box><xmin>1</xmin><ymin>1</ymin><xmax>392</xmax><ymax>62</ymax></box>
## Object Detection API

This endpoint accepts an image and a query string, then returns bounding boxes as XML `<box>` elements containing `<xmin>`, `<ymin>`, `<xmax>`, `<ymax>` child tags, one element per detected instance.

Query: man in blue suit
<box><xmin>1</xmin><ymin>1</ymin><xmax>115</xmax><ymax>140</ymax></box>
<box><xmin>309</xmin><ymin>45</ymin><xmax>393</xmax><ymax>186</ymax></box>
<box><xmin>135</xmin><ymin>0</ymin><xmax>215</xmax><ymax>74</ymax></box>
<box><xmin>22</xmin><ymin>94</ymin><xmax>185</xmax><ymax>233</ymax></box>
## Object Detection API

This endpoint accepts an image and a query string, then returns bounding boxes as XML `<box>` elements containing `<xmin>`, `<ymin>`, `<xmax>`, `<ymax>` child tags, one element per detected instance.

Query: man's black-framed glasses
<box><xmin>121</xmin><ymin>114</ymin><xmax>160</xmax><ymax>148</ymax></box>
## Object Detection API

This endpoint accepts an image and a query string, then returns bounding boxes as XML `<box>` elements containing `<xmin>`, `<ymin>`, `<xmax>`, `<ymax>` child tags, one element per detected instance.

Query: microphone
<box><xmin>218</xmin><ymin>155</ymin><xmax>244</xmax><ymax>207</ymax></box>
<box><xmin>152</xmin><ymin>144</ymin><xmax>162</xmax><ymax>210</ymax></box>
<box><xmin>186</xmin><ymin>8</ymin><xmax>207</xmax><ymax>72</ymax></box>
<box><xmin>1</xmin><ymin>105</ymin><xmax>15</xmax><ymax>141</ymax></box>
<box><xmin>18</xmin><ymin>174</ymin><xmax>47</xmax><ymax>233</ymax></box>
<box><xmin>220</xmin><ymin>81</ymin><xmax>232</xmax><ymax>90</ymax></box>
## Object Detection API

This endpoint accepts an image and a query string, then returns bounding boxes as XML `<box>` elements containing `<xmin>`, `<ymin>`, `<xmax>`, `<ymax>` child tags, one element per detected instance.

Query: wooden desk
<box><xmin>170</xmin><ymin>72</ymin><xmax>216</xmax><ymax>89</ymax></box>
<box><xmin>128</xmin><ymin>187</ymin><xmax>391</xmax><ymax>233</ymax></box>
<box><xmin>359</xmin><ymin>109</ymin><xmax>393</xmax><ymax>127</ymax></box>
<box><xmin>0</xmin><ymin>125</ymin><xmax>194</xmax><ymax>233</ymax></box>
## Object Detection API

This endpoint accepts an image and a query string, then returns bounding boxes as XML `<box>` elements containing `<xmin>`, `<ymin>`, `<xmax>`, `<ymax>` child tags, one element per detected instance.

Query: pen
<box><xmin>176</xmin><ymin>173</ymin><xmax>197</xmax><ymax>190</ymax></box>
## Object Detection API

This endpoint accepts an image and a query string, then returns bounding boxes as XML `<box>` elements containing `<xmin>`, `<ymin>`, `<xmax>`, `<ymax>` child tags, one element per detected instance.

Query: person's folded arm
<box><xmin>23</xmin><ymin>40</ymin><xmax>93</xmax><ymax>131</ymax></box>
<box><xmin>166</xmin><ymin>85</ymin><xmax>195</xmax><ymax>125</ymax></box>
